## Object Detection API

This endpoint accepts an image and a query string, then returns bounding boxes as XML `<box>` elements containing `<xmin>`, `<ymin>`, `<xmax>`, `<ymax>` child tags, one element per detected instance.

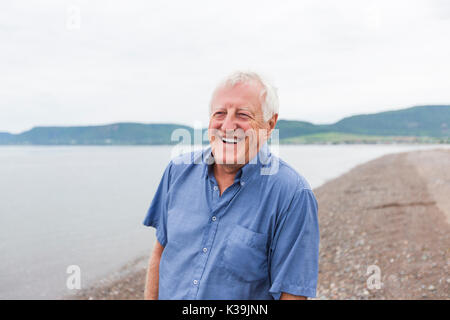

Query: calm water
<box><xmin>0</xmin><ymin>144</ymin><xmax>448</xmax><ymax>299</ymax></box>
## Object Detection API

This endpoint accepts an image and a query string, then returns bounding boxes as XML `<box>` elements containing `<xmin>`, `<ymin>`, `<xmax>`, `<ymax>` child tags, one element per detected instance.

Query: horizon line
<box><xmin>1</xmin><ymin>104</ymin><xmax>449</xmax><ymax>135</ymax></box>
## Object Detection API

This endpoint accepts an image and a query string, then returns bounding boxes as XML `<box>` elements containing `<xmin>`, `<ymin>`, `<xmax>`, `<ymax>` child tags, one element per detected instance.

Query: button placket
<box><xmin>188</xmin><ymin>210</ymin><xmax>220</xmax><ymax>298</ymax></box>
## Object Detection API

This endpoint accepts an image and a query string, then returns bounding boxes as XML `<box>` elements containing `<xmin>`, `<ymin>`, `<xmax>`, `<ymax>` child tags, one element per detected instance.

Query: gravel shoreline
<box><xmin>69</xmin><ymin>149</ymin><xmax>450</xmax><ymax>300</ymax></box>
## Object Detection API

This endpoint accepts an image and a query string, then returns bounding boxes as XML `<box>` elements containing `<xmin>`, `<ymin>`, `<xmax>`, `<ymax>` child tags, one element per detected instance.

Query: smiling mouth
<box><xmin>221</xmin><ymin>137</ymin><xmax>244</xmax><ymax>144</ymax></box>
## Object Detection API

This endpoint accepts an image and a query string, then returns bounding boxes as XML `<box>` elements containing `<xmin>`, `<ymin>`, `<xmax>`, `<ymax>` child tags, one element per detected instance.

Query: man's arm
<box><xmin>144</xmin><ymin>239</ymin><xmax>164</xmax><ymax>300</ymax></box>
<box><xmin>280</xmin><ymin>292</ymin><xmax>307</xmax><ymax>300</ymax></box>
<box><xmin>269</xmin><ymin>188</ymin><xmax>319</xmax><ymax>300</ymax></box>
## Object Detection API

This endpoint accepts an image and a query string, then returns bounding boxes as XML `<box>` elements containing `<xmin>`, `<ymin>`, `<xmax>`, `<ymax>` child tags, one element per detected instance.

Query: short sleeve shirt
<box><xmin>143</xmin><ymin>143</ymin><xmax>319</xmax><ymax>299</ymax></box>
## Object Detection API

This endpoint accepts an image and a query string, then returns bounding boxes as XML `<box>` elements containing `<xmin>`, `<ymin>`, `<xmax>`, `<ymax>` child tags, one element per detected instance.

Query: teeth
<box><xmin>222</xmin><ymin>137</ymin><xmax>241</xmax><ymax>144</ymax></box>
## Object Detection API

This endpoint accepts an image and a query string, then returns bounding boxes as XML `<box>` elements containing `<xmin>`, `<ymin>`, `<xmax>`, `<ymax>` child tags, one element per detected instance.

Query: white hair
<box><xmin>210</xmin><ymin>71</ymin><xmax>279</xmax><ymax>122</ymax></box>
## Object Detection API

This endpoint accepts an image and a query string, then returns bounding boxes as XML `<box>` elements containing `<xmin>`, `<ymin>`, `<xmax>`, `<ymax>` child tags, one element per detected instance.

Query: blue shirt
<box><xmin>143</xmin><ymin>143</ymin><xmax>319</xmax><ymax>300</ymax></box>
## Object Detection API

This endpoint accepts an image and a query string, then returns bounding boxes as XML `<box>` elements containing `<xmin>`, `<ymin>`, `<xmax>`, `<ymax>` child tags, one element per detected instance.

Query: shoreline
<box><xmin>314</xmin><ymin>148</ymin><xmax>449</xmax><ymax>299</ymax></box>
<box><xmin>68</xmin><ymin>148</ymin><xmax>450</xmax><ymax>300</ymax></box>
<box><xmin>1</xmin><ymin>141</ymin><xmax>449</xmax><ymax>148</ymax></box>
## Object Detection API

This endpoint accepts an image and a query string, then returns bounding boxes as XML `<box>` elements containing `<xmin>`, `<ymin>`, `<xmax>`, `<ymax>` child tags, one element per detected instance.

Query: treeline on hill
<box><xmin>0</xmin><ymin>105</ymin><xmax>449</xmax><ymax>145</ymax></box>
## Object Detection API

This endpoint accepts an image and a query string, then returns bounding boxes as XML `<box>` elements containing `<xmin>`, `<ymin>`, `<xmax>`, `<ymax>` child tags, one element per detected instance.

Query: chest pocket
<box><xmin>221</xmin><ymin>224</ymin><xmax>269</xmax><ymax>283</ymax></box>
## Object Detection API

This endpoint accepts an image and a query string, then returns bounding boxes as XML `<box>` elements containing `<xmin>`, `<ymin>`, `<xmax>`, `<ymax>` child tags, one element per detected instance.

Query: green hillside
<box><xmin>0</xmin><ymin>132</ymin><xmax>13</xmax><ymax>144</ymax></box>
<box><xmin>330</xmin><ymin>105</ymin><xmax>450</xmax><ymax>137</ymax></box>
<box><xmin>0</xmin><ymin>105</ymin><xmax>448</xmax><ymax>145</ymax></box>
<box><xmin>281</xmin><ymin>132</ymin><xmax>446</xmax><ymax>144</ymax></box>
<box><xmin>275</xmin><ymin>120</ymin><xmax>329</xmax><ymax>140</ymax></box>
<box><xmin>283</xmin><ymin>132</ymin><xmax>389</xmax><ymax>144</ymax></box>
<box><xmin>3</xmin><ymin>123</ymin><xmax>193</xmax><ymax>145</ymax></box>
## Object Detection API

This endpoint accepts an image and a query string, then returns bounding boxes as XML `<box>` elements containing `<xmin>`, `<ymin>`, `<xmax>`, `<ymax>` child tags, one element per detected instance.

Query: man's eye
<box><xmin>238</xmin><ymin>113</ymin><xmax>250</xmax><ymax>118</ymax></box>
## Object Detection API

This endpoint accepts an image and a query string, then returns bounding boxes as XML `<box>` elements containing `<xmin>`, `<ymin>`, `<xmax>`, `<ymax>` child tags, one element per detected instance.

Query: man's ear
<box><xmin>267</xmin><ymin>114</ymin><xmax>278</xmax><ymax>135</ymax></box>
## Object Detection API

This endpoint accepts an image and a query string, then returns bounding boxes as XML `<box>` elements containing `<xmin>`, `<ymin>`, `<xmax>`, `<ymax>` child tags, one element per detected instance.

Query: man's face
<box><xmin>208</xmin><ymin>81</ymin><xmax>275</xmax><ymax>166</ymax></box>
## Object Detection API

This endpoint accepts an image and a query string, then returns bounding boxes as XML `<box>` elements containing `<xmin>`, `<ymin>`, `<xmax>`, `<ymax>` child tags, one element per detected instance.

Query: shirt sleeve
<box><xmin>142</xmin><ymin>161</ymin><xmax>173</xmax><ymax>247</ymax></box>
<box><xmin>269</xmin><ymin>188</ymin><xmax>320</xmax><ymax>299</ymax></box>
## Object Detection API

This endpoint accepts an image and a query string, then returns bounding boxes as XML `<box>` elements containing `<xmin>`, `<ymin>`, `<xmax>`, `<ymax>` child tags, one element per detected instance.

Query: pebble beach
<box><xmin>69</xmin><ymin>149</ymin><xmax>450</xmax><ymax>300</ymax></box>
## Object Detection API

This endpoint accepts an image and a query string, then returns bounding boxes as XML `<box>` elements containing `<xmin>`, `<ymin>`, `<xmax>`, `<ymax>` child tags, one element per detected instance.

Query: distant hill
<box><xmin>275</xmin><ymin>120</ymin><xmax>329</xmax><ymax>140</ymax></box>
<box><xmin>0</xmin><ymin>132</ymin><xmax>13</xmax><ymax>144</ymax></box>
<box><xmin>0</xmin><ymin>105</ymin><xmax>448</xmax><ymax>145</ymax></box>
<box><xmin>329</xmin><ymin>105</ymin><xmax>450</xmax><ymax>137</ymax></box>
<box><xmin>0</xmin><ymin>123</ymin><xmax>193</xmax><ymax>145</ymax></box>
<box><xmin>276</xmin><ymin>105</ymin><xmax>450</xmax><ymax>143</ymax></box>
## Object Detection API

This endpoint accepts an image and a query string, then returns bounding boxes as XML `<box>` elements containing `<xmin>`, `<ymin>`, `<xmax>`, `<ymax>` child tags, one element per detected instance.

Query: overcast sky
<box><xmin>1</xmin><ymin>0</ymin><xmax>450</xmax><ymax>133</ymax></box>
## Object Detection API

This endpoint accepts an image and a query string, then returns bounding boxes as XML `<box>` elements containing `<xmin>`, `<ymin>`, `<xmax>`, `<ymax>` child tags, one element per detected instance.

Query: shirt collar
<box><xmin>202</xmin><ymin>142</ymin><xmax>272</xmax><ymax>185</ymax></box>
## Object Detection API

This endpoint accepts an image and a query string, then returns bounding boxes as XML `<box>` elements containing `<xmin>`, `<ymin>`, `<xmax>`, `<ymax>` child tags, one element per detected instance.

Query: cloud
<box><xmin>0</xmin><ymin>0</ymin><xmax>449</xmax><ymax>133</ymax></box>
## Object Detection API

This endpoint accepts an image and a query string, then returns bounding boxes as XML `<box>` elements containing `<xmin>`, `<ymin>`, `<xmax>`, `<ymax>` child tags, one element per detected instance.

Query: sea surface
<box><xmin>0</xmin><ymin>144</ymin><xmax>448</xmax><ymax>299</ymax></box>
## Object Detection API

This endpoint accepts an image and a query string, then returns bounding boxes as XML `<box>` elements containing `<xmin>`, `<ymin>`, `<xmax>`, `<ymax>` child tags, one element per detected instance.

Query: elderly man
<box><xmin>143</xmin><ymin>71</ymin><xmax>319</xmax><ymax>300</ymax></box>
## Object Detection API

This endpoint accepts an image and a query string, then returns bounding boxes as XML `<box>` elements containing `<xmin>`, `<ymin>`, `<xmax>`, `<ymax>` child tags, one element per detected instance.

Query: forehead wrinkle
<box><xmin>236</xmin><ymin>106</ymin><xmax>252</xmax><ymax>112</ymax></box>
<box><xmin>211</xmin><ymin>103</ymin><xmax>248</xmax><ymax>110</ymax></box>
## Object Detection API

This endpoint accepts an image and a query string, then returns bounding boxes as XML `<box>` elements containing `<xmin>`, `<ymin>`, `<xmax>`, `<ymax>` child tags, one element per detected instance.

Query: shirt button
<box><xmin>213</xmin><ymin>186</ymin><xmax>218</xmax><ymax>191</ymax></box>
<box><xmin>202</xmin><ymin>247</ymin><xmax>208</xmax><ymax>253</ymax></box>
<box><xmin>241</xmin><ymin>181</ymin><xmax>245</xmax><ymax>186</ymax></box>
<box><xmin>193</xmin><ymin>280</ymin><xmax>198</xmax><ymax>285</ymax></box>
<box><xmin>212</xmin><ymin>216</ymin><xmax>216</xmax><ymax>222</ymax></box>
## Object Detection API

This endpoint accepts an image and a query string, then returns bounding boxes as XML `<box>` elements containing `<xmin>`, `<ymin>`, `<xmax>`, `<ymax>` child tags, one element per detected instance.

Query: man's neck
<box><xmin>213</xmin><ymin>163</ymin><xmax>244</xmax><ymax>195</ymax></box>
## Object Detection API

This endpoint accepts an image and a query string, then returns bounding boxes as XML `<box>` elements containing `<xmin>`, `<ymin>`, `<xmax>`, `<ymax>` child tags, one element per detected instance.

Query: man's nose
<box><xmin>220</xmin><ymin>113</ymin><xmax>237</xmax><ymax>131</ymax></box>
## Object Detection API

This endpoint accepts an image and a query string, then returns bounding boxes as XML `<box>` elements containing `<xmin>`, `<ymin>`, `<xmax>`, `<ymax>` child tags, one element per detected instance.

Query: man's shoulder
<box><xmin>265</xmin><ymin>155</ymin><xmax>312</xmax><ymax>191</ymax></box>
<box><xmin>260</xmin><ymin>155</ymin><xmax>315</xmax><ymax>216</ymax></box>
<box><xmin>166</xmin><ymin>148</ymin><xmax>206</xmax><ymax>177</ymax></box>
